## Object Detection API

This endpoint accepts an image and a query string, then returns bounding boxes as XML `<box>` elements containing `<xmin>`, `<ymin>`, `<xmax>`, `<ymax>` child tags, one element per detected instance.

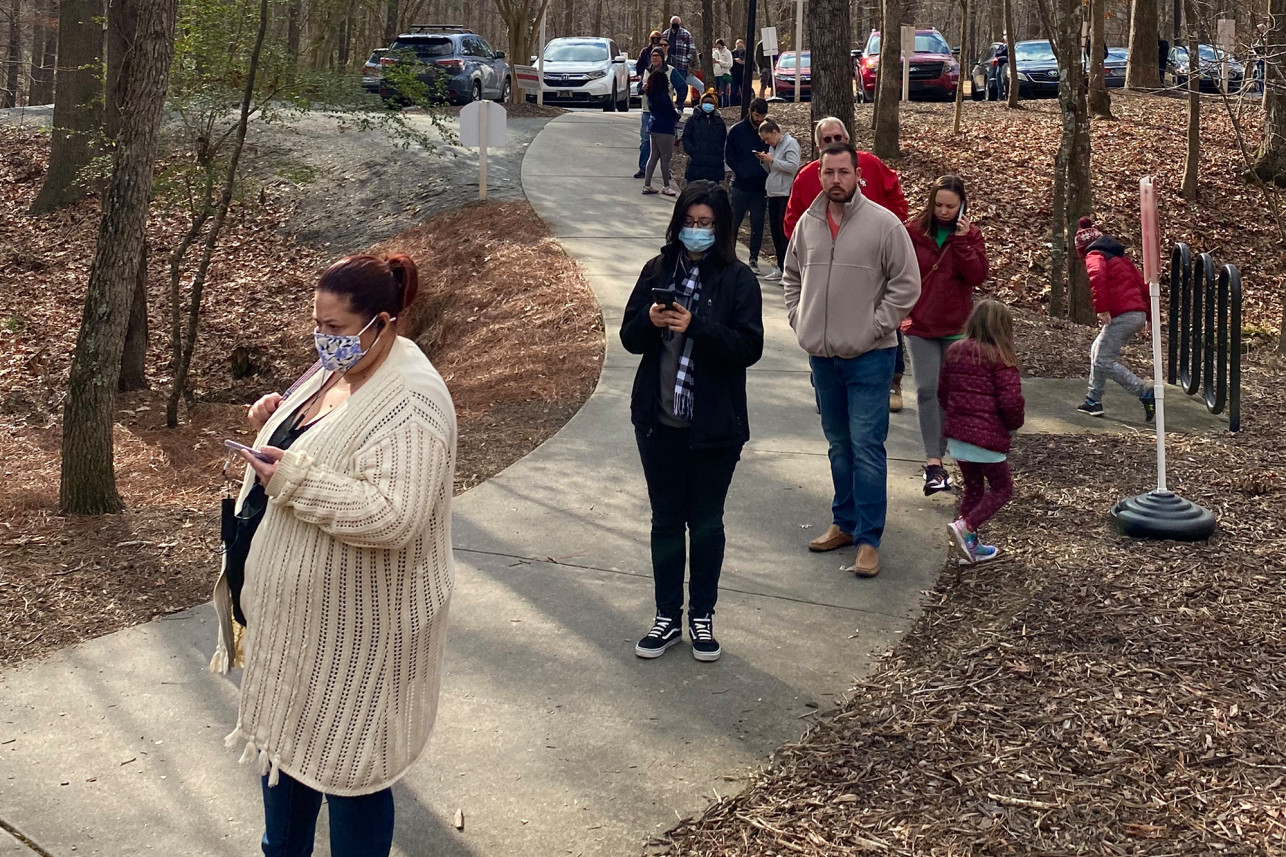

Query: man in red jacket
<box><xmin>783</xmin><ymin>117</ymin><xmax>910</xmax><ymax>413</ymax></box>
<box><xmin>1073</xmin><ymin>217</ymin><xmax>1155</xmax><ymax>421</ymax></box>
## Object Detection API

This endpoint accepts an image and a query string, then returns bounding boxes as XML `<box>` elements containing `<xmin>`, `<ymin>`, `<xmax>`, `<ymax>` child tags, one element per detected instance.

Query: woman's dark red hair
<box><xmin>316</xmin><ymin>254</ymin><xmax>419</xmax><ymax>320</ymax></box>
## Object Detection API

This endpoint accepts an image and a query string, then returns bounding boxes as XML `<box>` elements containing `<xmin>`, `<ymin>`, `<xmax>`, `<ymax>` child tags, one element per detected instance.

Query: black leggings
<box><xmin>768</xmin><ymin>195</ymin><xmax>789</xmax><ymax>266</ymax></box>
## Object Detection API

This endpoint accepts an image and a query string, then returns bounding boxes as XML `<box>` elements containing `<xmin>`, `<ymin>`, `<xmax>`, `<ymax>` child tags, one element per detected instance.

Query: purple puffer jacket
<box><xmin>937</xmin><ymin>339</ymin><xmax>1025</xmax><ymax>453</ymax></box>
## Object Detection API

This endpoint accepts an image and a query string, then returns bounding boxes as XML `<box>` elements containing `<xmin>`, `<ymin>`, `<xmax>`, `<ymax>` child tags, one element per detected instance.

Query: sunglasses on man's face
<box><xmin>820</xmin><ymin>133</ymin><xmax>846</xmax><ymax>144</ymax></box>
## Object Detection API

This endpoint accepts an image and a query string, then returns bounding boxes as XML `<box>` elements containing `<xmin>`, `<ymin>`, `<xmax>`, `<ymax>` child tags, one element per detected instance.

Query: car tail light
<box><xmin>436</xmin><ymin>58</ymin><xmax>465</xmax><ymax>72</ymax></box>
<box><xmin>380</xmin><ymin>57</ymin><xmax>396</xmax><ymax>67</ymax></box>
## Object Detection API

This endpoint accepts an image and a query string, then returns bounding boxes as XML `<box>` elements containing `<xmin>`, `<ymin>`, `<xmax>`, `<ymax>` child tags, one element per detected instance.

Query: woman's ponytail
<box><xmin>385</xmin><ymin>254</ymin><xmax>419</xmax><ymax>312</ymax></box>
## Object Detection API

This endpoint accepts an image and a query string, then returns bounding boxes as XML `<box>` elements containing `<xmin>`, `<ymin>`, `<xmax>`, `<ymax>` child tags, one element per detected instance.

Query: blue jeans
<box><xmin>810</xmin><ymin>349</ymin><xmax>896</xmax><ymax>547</ymax></box>
<box><xmin>638</xmin><ymin>111</ymin><xmax>650</xmax><ymax>172</ymax></box>
<box><xmin>261</xmin><ymin>772</ymin><xmax>394</xmax><ymax>857</ymax></box>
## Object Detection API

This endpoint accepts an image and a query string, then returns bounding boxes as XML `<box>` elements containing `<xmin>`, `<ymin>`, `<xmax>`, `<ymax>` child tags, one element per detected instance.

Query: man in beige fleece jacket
<box><xmin>782</xmin><ymin>143</ymin><xmax>921</xmax><ymax>577</ymax></box>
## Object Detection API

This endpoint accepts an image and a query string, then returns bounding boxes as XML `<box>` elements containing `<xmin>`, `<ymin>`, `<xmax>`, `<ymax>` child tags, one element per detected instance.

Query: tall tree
<box><xmin>1003</xmin><ymin>0</ymin><xmax>1017</xmax><ymax>106</ymax></box>
<box><xmin>1088</xmin><ymin>0</ymin><xmax>1112</xmax><ymax>117</ymax></box>
<box><xmin>1038</xmin><ymin>0</ymin><xmax>1094</xmax><ymax>323</ymax></box>
<box><xmin>1252</xmin><ymin>0</ymin><xmax>1286</xmax><ymax>188</ymax></box>
<box><xmin>809</xmin><ymin>0</ymin><xmax>854</xmax><ymax>139</ymax></box>
<box><xmin>60</xmin><ymin>0</ymin><xmax>177</xmax><ymax>514</ymax></box>
<box><xmin>30</xmin><ymin>0</ymin><xmax>103</xmax><ymax>214</ymax></box>
<box><xmin>953</xmin><ymin>0</ymin><xmax>967</xmax><ymax>133</ymax></box>
<box><xmin>1125</xmin><ymin>0</ymin><xmax>1161</xmax><ymax>87</ymax></box>
<box><xmin>873</xmin><ymin>0</ymin><xmax>906</xmax><ymax>158</ymax></box>
<box><xmin>3</xmin><ymin>0</ymin><xmax>20</xmax><ymax>109</ymax></box>
<box><xmin>1180</xmin><ymin>0</ymin><xmax>1199</xmax><ymax>200</ymax></box>
<box><xmin>495</xmin><ymin>0</ymin><xmax>553</xmax><ymax>100</ymax></box>
<box><xmin>29</xmin><ymin>0</ymin><xmax>56</xmax><ymax>106</ymax></box>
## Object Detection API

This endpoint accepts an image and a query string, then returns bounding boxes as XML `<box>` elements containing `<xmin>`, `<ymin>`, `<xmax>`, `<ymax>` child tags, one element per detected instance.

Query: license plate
<box><xmin>557</xmin><ymin>89</ymin><xmax>573</xmax><ymax>98</ymax></box>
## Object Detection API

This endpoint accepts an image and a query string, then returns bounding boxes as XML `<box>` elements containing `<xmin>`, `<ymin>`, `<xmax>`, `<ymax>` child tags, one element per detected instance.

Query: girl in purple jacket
<box><xmin>937</xmin><ymin>300</ymin><xmax>1025</xmax><ymax>564</ymax></box>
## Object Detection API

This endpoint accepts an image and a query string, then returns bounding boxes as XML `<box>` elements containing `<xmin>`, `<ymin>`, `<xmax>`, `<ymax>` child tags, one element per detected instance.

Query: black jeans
<box><xmin>635</xmin><ymin>425</ymin><xmax>741</xmax><ymax>618</ymax></box>
<box><xmin>730</xmin><ymin>184</ymin><xmax>767</xmax><ymax>262</ymax></box>
<box><xmin>767</xmin><ymin>195</ymin><xmax>789</xmax><ymax>267</ymax></box>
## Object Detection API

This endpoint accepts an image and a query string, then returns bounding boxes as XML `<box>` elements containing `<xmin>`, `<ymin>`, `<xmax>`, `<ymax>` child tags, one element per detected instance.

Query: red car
<box><xmin>855</xmin><ymin>28</ymin><xmax>960</xmax><ymax>100</ymax></box>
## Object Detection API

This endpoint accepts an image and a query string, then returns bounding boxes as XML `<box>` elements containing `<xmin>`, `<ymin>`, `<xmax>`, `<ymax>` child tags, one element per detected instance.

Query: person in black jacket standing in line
<box><xmin>620</xmin><ymin>181</ymin><xmax>764</xmax><ymax>663</ymax></box>
<box><xmin>681</xmin><ymin>89</ymin><xmax>728</xmax><ymax>184</ymax></box>
<box><xmin>724</xmin><ymin>98</ymin><xmax>769</xmax><ymax>273</ymax></box>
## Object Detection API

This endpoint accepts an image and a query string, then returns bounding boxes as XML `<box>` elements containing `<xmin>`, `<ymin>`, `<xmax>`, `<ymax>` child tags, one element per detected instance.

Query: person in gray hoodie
<box><xmin>756</xmin><ymin>118</ymin><xmax>801</xmax><ymax>281</ymax></box>
<box><xmin>781</xmin><ymin>143</ymin><xmax>920</xmax><ymax>578</ymax></box>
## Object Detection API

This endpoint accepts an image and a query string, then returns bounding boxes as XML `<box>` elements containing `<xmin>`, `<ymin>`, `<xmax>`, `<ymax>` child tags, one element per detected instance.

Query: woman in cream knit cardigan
<box><xmin>213</xmin><ymin>254</ymin><xmax>456</xmax><ymax>856</ymax></box>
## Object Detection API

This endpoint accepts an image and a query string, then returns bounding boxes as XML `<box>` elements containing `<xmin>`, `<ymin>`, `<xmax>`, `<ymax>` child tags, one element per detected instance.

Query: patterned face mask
<box><xmin>313</xmin><ymin>315</ymin><xmax>381</xmax><ymax>372</ymax></box>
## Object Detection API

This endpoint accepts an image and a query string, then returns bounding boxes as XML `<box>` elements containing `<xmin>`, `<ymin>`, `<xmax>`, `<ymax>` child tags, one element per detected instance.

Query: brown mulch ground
<box><xmin>0</xmin><ymin>126</ymin><xmax>601</xmax><ymax>667</ymax></box>
<box><xmin>654</xmin><ymin>94</ymin><xmax>1286</xmax><ymax>855</ymax></box>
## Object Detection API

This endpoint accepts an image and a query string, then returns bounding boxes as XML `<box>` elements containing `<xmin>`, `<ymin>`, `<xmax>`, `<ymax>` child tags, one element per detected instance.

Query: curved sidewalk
<box><xmin>0</xmin><ymin>113</ymin><xmax>947</xmax><ymax>857</ymax></box>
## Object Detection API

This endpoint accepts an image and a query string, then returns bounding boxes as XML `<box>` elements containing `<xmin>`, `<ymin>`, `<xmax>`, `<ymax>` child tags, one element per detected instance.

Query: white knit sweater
<box><xmin>212</xmin><ymin>337</ymin><xmax>456</xmax><ymax>796</ymax></box>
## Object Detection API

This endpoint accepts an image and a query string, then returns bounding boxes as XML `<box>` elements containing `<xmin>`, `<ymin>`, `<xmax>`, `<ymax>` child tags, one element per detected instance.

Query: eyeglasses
<box><xmin>683</xmin><ymin>218</ymin><xmax>715</xmax><ymax>229</ymax></box>
<box><xmin>820</xmin><ymin>134</ymin><xmax>846</xmax><ymax>144</ymax></box>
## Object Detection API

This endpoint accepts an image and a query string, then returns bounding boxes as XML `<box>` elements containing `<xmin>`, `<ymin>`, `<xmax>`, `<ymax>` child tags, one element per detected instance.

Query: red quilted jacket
<box><xmin>902</xmin><ymin>221</ymin><xmax>989</xmax><ymax>339</ymax></box>
<box><xmin>937</xmin><ymin>339</ymin><xmax>1025</xmax><ymax>453</ymax></box>
<box><xmin>1084</xmin><ymin>236</ymin><xmax>1149</xmax><ymax>318</ymax></box>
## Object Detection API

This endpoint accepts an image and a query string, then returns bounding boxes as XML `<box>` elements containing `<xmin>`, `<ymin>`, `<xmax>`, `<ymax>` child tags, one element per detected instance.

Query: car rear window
<box><xmin>1015</xmin><ymin>41</ymin><xmax>1056</xmax><ymax>62</ymax></box>
<box><xmin>778</xmin><ymin>52</ymin><xmax>810</xmax><ymax>68</ymax></box>
<box><xmin>389</xmin><ymin>37</ymin><xmax>454</xmax><ymax>60</ymax></box>
<box><xmin>545</xmin><ymin>42</ymin><xmax>609</xmax><ymax>62</ymax></box>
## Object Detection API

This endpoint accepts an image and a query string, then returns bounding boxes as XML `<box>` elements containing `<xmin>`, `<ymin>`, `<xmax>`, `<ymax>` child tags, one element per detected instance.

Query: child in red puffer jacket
<box><xmin>1073</xmin><ymin>217</ymin><xmax>1155</xmax><ymax>421</ymax></box>
<box><xmin>938</xmin><ymin>300</ymin><xmax>1025</xmax><ymax>564</ymax></box>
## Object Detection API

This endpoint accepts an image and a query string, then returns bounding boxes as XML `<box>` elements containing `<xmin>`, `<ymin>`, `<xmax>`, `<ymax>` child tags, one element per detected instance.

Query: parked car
<box><xmin>1167</xmin><ymin>44</ymin><xmax>1245</xmax><ymax>92</ymax></box>
<box><xmin>1104</xmin><ymin>46</ymin><xmax>1128</xmax><ymax>87</ymax></box>
<box><xmin>969</xmin><ymin>41</ymin><xmax>1006</xmax><ymax>100</ymax></box>
<box><xmin>855</xmin><ymin>29</ymin><xmax>959</xmax><ymax>100</ymax></box>
<box><xmin>362</xmin><ymin>48</ymin><xmax>388</xmax><ymax>92</ymax></box>
<box><xmin>773</xmin><ymin>50</ymin><xmax>811</xmax><ymax>100</ymax></box>
<box><xmin>1000</xmin><ymin>39</ymin><xmax>1061</xmax><ymax>98</ymax></box>
<box><xmin>528</xmin><ymin>37</ymin><xmax>630</xmax><ymax>110</ymax></box>
<box><xmin>629</xmin><ymin>64</ymin><xmax>642</xmax><ymax>106</ymax></box>
<box><xmin>379</xmin><ymin>25</ymin><xmax>510</xmax><ymax>106</ymax></box>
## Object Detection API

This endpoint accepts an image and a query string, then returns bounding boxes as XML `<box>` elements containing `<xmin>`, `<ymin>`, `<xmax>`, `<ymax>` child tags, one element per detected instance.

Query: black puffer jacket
<box><xmin>620</xmin><ymin>245</ymin><xmax>764</xmax><ymax>448</ymax></box>
<box><xmin>680</xmin><ymin>111</ymin><xmax>728</xmax><ymax>183</ymax></box>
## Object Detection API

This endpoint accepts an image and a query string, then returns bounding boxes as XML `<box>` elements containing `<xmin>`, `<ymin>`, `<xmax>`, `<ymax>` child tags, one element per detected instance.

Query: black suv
<box><xmin>380</xmin><ymin>25</ymin><xmax>511</xmax><ymax>105</ymax></box>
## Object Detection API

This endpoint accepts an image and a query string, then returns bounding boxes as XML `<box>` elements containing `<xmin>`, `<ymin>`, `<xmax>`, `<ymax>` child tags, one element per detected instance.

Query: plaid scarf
<box><xmin>666</xmin><ymin>259</ymin><xmax>702</xmax><ymax>421</ymax></box>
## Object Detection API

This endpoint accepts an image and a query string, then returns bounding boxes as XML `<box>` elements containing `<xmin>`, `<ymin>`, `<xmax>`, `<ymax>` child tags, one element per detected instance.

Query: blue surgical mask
<box><xmin>678</xmin><ymin>226</ymin><xmax>716</xmax><ymax>253</ymax></box>
<box><xmin>701</xmin><ymin>103</ymin><xmax>715</xmax><ymax>114</ymax></box>
<box><xmin>313</xmin><ymin>315</ymin><xmax>382</xmax><ymax>373</ymax></box>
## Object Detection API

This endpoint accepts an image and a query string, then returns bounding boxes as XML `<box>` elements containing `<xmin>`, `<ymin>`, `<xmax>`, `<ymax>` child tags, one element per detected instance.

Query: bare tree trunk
<box><xmin>105</xmin><ymin>0</ymin><xmax>132</xmax><ymax>141</ymax></box>
<box><xmin>1088</xmin><ymin>0</ymin><xmax>1112</xmax><ymax>117</ymax></box>
<box><xmin>1181</xmin><ymin>0</ymin><xmax>1198</xmax><ymax>200</ymax></box>
<box><xmin>495</xmin><ymin>0</ymin><xmax>554</xmax><ymax>103</ymax></box>
<box><xmin>119</xmin><ymin>238</ymin><xmax>150</xmax><ymax>392</ymax></box>
<box><xmin>60</xmin><ymin>0</ymin><xmax>176</xmax><ymax>514</ymax></box>
<box><xmin>1004</xmin><ymin>0</ymin><xmax>1017</xmax><ymax>106</ymax></box>
<box><xmin>1253</xmin><ymin>0</ymin><xmax>1286</xmax><ymax>186</ymax></box>
<box><xmin>30</xmin><ymin>0</ymin><xmax>103</xmax><ymax>214</ymax></box>
<box><xmin>3</xmin><ymin>0</ymin><xmax>20</xmax><ymax>109</ymax></box>
<box><xmin>873</xmin><ymin>0</ymin><xmax>905</xmax><ymax>158</ymax></box>
<box><xmin>384</xmin><ymin>0</ymin><xmax>397</xmax><ymax>43</ymax></box>
<box><xmin>809</xmin><ymin>0</ymin><xmax>853</xmax><ymax>139</ymax></box>
<box><xmin>953</xmin><ymin>0</ymin><xmax>967</xmax><ymax>133</ymax></box>
<box><xmin>1126</xmin><ymin>0</ymin><xmax>1160</xmax><ymax>88</ymax></box>
<box><xmin>29</xmin><ymin>0</ymin><xmax>57</xmax><ymax>105</ymax></box>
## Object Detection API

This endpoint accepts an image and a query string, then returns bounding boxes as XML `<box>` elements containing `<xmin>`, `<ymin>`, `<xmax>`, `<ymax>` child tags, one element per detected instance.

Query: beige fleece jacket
<box><xmin>781</xmin><ymin>190</ymin><xmax>921</xmax><ymax>359</ymax></box>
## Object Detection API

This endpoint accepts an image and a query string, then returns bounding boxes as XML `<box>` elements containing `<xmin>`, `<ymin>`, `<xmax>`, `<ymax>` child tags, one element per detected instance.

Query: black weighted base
<box><xmin>1111</xmin><ymin>491</ymin><xmax>1217</xmax><ymax>541</ymax></box>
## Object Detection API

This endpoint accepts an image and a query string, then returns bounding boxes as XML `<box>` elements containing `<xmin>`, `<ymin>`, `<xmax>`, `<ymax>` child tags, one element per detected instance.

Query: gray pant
<box><xmin>645</xmin><ymin>132</ymin><xmax>674</xmax><ymax>187</ymax></box>
<box><xmin>905</xmin><ymin>334</ymin><xmax>949</xmax><ymax>460</ymax></box>
<box><xmin>1089</xmin><ymin>310</ymin><xmax>1147</xmax><ymax>401</ymax></box>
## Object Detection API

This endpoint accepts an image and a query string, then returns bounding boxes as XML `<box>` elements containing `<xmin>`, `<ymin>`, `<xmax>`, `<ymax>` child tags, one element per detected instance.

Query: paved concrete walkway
<box><xmin>0</xmin><ymin>112</ymin><xmax>1226</xmax><ymax>857</ymax></box>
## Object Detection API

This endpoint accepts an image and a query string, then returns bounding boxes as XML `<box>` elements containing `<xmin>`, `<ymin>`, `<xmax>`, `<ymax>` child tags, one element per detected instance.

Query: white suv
<box><xmin>530</xmin><ymin>37</ymin><xmax>631</xmax><ymax>111</ymax></box>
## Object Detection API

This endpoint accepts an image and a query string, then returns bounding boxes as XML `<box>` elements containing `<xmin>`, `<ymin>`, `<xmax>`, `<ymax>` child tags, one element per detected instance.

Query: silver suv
<box><xmin>380</xmin><ymin>25</ymin><xmax>510</xmax><ymax>105</ymax></box>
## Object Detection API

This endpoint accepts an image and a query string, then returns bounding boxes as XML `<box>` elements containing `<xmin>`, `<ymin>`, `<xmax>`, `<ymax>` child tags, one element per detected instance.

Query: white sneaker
<box><xmin>763</xmin><ymin>267</ymin><xmax>782</xmax><ymax>281</ymax></box>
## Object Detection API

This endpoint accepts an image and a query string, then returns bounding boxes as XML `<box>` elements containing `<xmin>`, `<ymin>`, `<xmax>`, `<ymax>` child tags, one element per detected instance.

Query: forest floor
<box><xmin>660</xmin><ymin>93</ymin><xmax>1286</xmax><ymax>855</ymax></box>
<box><xmin>0</xmin><ymin>103</ymin><xmax>601</xmax><ymax>667</ymax></box>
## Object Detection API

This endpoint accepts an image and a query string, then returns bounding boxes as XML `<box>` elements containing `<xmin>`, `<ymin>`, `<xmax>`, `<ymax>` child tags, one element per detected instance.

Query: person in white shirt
<box><xmin>713</xmin><ymin>39</ymin><xmax>734</xmax><ymax>106</ymax></box>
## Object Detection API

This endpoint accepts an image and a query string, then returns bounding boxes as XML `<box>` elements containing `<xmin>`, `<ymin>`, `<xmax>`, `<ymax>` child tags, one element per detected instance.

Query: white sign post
<box><xmin>537</xmin><ymin>11</ymin><xmax>547</xmax><ymax>106</ymax></box>
<box><xmin>794</xmin><ymin>0</ymin><xmax>805</xmax><ymax>103</ymax></box>
<box><xmin>901</xmin><ymin>25</ymin><xmax>915</xmax><ymax>101</ymax></box>
<box><xmin>1216</xmin><ymin>19</ymin><xmax>1236</xmax><ymax>94</ymax></box>
<box><xmin>460</xmin><ymin>100</ymin><xmax>507</xmax><ymax>201</ymax></box>
<box><xmin>762</xmin><ymin>27</ymin><xmax>778</xmax><ymax>97</ymax></box>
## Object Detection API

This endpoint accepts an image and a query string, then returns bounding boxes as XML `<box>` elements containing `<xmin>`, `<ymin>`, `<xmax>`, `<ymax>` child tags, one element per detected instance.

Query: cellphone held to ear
<box><xmin>224</xmin><ymin>439</ymin><xmax>275</xmax><ymax>463</ymax></box>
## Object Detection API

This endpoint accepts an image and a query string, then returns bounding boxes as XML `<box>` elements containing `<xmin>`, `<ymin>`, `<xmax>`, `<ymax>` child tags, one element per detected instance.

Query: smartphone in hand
<box><xmin>224</xmin><ymin>439</ymin><xmax>275</xmax><ymax>463</ymax></box>
<box><xmin>651</xmin><ymin>287</ymin><xmax>679</xmax><ymax>309</ymax></box>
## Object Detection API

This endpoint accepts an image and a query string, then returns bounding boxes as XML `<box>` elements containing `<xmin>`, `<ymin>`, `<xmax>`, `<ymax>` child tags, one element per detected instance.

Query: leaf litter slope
<box><xmin>664</xmin><ymin>96</ymin><xmax>1286</xmax><ymax>855</ymax></box>
<box><xmin>0</xmin><ymin>125</ymin><xmax>602</xmax><ymax>668</ymax></box>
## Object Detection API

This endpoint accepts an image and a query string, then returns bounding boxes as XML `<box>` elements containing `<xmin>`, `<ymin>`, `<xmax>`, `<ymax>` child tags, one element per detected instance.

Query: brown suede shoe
<box><xmin>889</xmin><ymin>375</ymin><xmax>903</xmax><ymax>413</ymax></box>
<box><xmin>808</xmin><ymin>524</ymin><xmax>853</xmax><ymax>552</ymax></box>
<box><xmin>852</xmin><ymin>544</ymin><xmax>880</xmax><ymax>578</ymax></box>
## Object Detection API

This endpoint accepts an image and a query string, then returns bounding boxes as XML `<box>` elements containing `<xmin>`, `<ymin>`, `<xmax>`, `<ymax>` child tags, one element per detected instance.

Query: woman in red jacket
<box><xmin>902</xmin><ymin>175</ymin><xmax>989</xmax><ymax>496</ymax></box>
<box><xmin>1073</xmin><ymin>217</ymin><xmax>1155</xmax><ymax>420</ymax></box>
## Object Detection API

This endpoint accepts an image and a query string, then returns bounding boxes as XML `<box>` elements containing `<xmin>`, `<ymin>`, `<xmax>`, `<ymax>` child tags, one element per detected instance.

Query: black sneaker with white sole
<box><xmin>1077</xmin><ymin>397</ymin><xmax>1105</xmax><ymax>416</ymax></box>
<box><xmin>688</xmin><ymin>613</ymin><xmax>721</xmax><ymax>662</ymax></box>
<box><xmin>635</xmin><ymin>613</ymin><xmax>682</xmax><ymax>658</ymax></box>
<box><xmin>923</xmin><ymin>464</ymin><xmax>952</xmax><ymax>496</ymax></box>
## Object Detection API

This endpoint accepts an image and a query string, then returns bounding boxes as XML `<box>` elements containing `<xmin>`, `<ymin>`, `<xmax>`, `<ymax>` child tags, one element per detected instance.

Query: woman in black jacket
<box><xmin>680</xmin><ymin>89</ymin><xmax>728</xmax><ymax>184</ymax></box>
<box><xmin>619</xmin><ymin>180</ymin><xmax>764</xmax><ymax>663</ymax></box>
